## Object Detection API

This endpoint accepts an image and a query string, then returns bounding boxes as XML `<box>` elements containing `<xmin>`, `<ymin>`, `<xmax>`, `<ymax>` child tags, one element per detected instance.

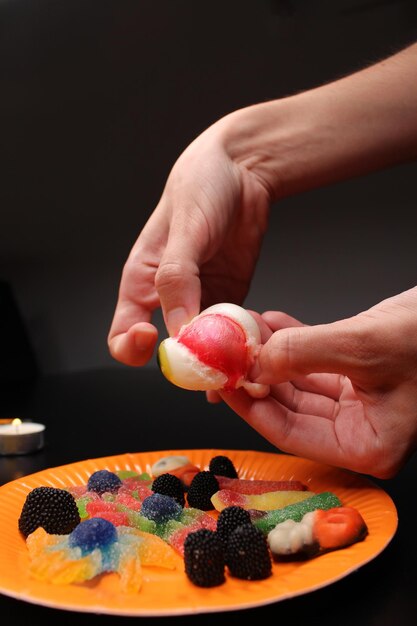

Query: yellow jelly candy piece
<box><xmin>211</xmin><ymin>489</ymin><xmax>315</xmax><ymax>512</ymax></box>
<box><xmin>26</xmin><ymin>527</ymin><xmax>58</xmax><ymax>558</ymax></box>
<box><xmin>245</xmin><ymin>490</ymin><xmax>315</xmax><ymax>511</ymax></box>
<box><xmin>118</xmin><ymin>553</ymin><xmax>143</xmax><ymax>594</ymax></box>
<box><xmin>29</xmin><ymin>548</ymin><xmax>101</xmax><ymax>584</ymax></box>
<box><xmin>136</xmin><ymin>530</ymin><xmax>180</xmax><ymax>569</ymax></box>
<box><xmin>120</xmin><ymin>527</ymin><xmax>180</xmax><ymax>570</ymax></box>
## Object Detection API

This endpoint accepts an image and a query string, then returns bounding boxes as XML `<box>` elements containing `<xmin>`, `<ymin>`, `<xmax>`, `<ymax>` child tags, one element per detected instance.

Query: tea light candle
<box><xmin>0</xmin><ymin>418</ymin><xmax>45</xmax><ymax>455</ymax></box>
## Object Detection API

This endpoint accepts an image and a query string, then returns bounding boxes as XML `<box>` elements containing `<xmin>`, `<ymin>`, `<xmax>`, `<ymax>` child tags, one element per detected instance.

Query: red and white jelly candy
<box><xmin>157</xmin><ymin>303</ymin><xmax>269</xmax><ymax>398</ymax></box>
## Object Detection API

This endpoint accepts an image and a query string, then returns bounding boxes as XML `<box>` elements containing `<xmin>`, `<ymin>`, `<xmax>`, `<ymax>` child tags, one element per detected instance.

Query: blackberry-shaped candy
<box><xmin>226</xmin><ymin>523</ymin><xmax>272</xmax><ymax>580</ymax></box>
<box><xmin>18</xmin><ymin>487</ymin><xmax>81</xmax><ymax>538</ymax></box>
<box><xmin>216</xmin><ymin>505</ymin><xmax>251</xmax><ymax>545</ymax></box>
<box><xmin>87</xmin><ymin>469</ymin><xmax>122</xmax><ymax>495</ymax></box>
<box><xmin>187</xmin><ymin>471</ymin><xmax>219</xmax><ymax>510</ymax></box>
<box><xmin>151</xmin><ymin>473</ymin><xmax>186</xmax><ymax>507</ymax></box>
<box><xmin>184</xmin><ymin>529</ymin><xmax>225</xmax><ymax>587</ymax></box>
<box><xmin>209</xmin><ymin>455</ymin><xmax>238</xmax><ymax>479</ymax></box>
<box><xmin>141</xmin><ymin>493</ymin><xmax>183</xmax><ymax>524</ymax></box>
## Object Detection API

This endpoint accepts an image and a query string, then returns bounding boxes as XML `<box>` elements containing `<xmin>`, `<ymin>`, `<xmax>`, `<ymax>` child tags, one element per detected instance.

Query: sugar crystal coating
<box><xmin>69</xmin><ymin>517</ymin><xmax>118</xmax><ymax>554</ymax></box>
<box><xmin>140</xmin><ymin>493</ymin><xmax>183</xmax><ymax>524</ymax></box>
<box><xmin>22</xmin><ymin>464</ymin><xmax>359</xmax><ymax>593</ymax></box>
<box><xmin>251</xmin><ymin>491</ymin><xmax>342</xmax><ymax>534</ymax></box>
<box><xmin>87</xmin><ymin>469</ymin><xmax>122</xmax><ymax>495</ymax></box>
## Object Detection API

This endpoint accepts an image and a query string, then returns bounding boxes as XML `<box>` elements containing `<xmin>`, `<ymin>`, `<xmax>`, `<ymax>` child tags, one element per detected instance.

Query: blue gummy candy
<box><xmin>140</xmin><ymin>493</ymin><xmax>182</xmax><ymax>523</ymax></box>
<box><xmin>68</xmin><ymin>517</ymin><xmax>117</xmax><ymax>554</ymax></box>
<box><xmin>87</xmin><ymin>469</ymin><xmax>122</xmax><ymax>495</ymax></box>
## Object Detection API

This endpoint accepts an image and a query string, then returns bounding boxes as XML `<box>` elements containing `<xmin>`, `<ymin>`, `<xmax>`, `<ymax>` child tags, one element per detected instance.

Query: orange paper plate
<box><xmin>0</xmin><ymin>449</ymin><xmax>398</xmax><ymax>616</ymax></box>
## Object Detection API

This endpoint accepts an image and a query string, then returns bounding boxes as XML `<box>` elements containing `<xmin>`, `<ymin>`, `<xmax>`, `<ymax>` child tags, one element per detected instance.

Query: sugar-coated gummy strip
<box><xmin>251</xmin><ymin>492</ymin><xmax>342</xmax><ymax>534</ymax></box>
<box><xmin>216</xmin><ymin>476</ymin><xmax>307</xmax><ymax>493</ymax></box>
<box><xmin>211</xmin><ymin>488</ymin><xmax>314</xmax><ymax>512</ymax></box>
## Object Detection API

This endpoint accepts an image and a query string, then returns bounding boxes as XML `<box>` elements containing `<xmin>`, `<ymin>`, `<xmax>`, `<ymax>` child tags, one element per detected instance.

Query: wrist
<box><xmin>215</xmin><ymin>42</ymin><xmax>417</xmax><ymax>201</ymax></box>
<box><xmin>217</xmin><ymin>95</ymin><xmax>352</xmax><ymax>201</ymax></box>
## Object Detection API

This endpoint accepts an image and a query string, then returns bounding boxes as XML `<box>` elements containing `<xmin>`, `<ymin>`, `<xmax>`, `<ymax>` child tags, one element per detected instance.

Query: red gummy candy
<box><xmin>86</xmin><ymin>500</ymin><xmax>119</xmax><ymax>516</ymax></box>
<box><xmin>178</xmin><ymin>314</ymin><xmax>249</xmax><ymax>390</ymax></box>
<box><xmin>92</xmin><ymin>511</ymin><xmax>129</xmax><ymax>526</ymax></box>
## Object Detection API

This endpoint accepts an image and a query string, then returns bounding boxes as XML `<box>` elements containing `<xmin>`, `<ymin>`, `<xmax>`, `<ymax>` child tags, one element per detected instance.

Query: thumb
<box><xmin>253</xmin><ymin>318</ymin><xmax>364</xmax><ymax>384</ymax></box>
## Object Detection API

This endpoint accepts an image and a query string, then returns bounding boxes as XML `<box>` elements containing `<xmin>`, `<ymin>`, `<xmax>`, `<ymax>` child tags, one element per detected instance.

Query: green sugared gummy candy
<box><xmin>125</xmin><ymin>509</ymin><xmax>157</xmax><ymax>533</ymax></box>
<box><xmin>180</xmin><ymin>508</ymin><xmax>202</xmax><ymax>524</ymax></box>
<box><xmin>116</xmin><ymin>470</ymin><xmax>152</xmax><ymax>481</ymax></box>
<box><xmin>116</xmin><ymin>470</ymin><xmax>139</xmax><ymax>479</ymax></box>
<box><xmin>252</xmin><ymin>491</ymin><xmax>342</xmax><ymax>535</ymax></box>
<box><xmin>160</xmin><ymin>519</ymin><xmax>185</xmax><ymax>540</ymax></box>
<box><xmin>137</xmin><ymin>472</ymin><xmax>152</xmax><ymax>481</ymax></box>
<box><xmin>159</xmin><ymin>509</ymin><xmax>203</xmax><ymax>541</ymax></box>
<box><xmin>76</xmin><ymin>496</ymin><xmax>92</xmax><ymax>519</ymax></box>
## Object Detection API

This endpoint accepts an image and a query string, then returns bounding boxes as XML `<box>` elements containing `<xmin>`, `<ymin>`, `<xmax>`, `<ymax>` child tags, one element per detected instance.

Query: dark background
<box><xmin>1</xmin><ymin>4</ymin><xmax>417</xmax><ymax>621</ymax></box>
<box><xmin>1</xmin><ymin>0</ymin><xmax>417</xmax><ymax>378</ymax></box>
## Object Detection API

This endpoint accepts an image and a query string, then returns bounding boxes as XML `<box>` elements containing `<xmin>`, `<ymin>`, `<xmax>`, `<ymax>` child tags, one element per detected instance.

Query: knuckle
<box><xmin>155</xmin><ymin>262</ymin><xmax>186</xmax><ymax>292</ymax></box>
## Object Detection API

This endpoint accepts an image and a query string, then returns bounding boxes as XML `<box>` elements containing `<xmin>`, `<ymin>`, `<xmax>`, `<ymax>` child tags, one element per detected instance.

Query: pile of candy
<box><xmin>18</xmin><ymin>454</ymin><xmax>368</xmax><ymax>592</ymax></box>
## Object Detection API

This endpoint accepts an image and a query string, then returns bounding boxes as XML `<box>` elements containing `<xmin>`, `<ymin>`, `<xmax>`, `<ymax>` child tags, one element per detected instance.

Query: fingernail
<box><xmin>134</xmin><ymin>326</ymin><xmax>156</xmax><ymax>352</ymax></box>
<box><xmin>166</xmin><ymin>307</ymin><xmax>189</xmax><ymax>336</ymax></box>
<box><xmin>111</xmin><ymin>335</ymin><xmax>124</xmax><ymax>357</ymax></box>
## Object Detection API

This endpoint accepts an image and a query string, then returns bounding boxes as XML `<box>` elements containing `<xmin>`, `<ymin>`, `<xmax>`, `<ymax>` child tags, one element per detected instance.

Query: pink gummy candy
<box><xmin>122</xmin><ymin>477</ymin><xmax>153</xmax><ymax>490</ymax></box>
<box><xmin>115</xmin><ymin>493</ymin><xmax>142</xmax><ymax>511</ymax></box>
<box><xmin>67</xmin><ymin>485</ymin><xmax>88</xmax><ymax>498</ymax></box>
<box><xmin>168</xmin><ymin>522</ymin><xmax>202</xmax><ymax>556</ymax></box>
<box><xmin>213</xmin><ymin>490</ymin><xmax>246</xmax><ymax>508</ymax></box>
<box><xmin>216</xmin><ymin>476</ymin><xmax>307</xmax><ymax>494</ymax></box>
<box><xmin>168</xmin><ymin>513</ymin><xmax>217</xmax><ymax>555</ymax></box>
<box><xmin>119</xmin><ymin>483</ymin><xmax>154</xmax><ymax>501</ymax></box>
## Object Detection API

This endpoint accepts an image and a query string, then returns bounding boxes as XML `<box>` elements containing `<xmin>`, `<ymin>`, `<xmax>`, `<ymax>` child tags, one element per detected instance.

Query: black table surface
<box><xmin>0</xmin><ymin>367</ymin><xmax>416</xmax><ymax>625</ymax></box>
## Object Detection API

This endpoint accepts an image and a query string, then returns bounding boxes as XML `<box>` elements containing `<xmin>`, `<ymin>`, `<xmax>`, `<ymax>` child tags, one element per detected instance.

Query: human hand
<box><xmin>108</xmin><ymin>115</ymin><xmax>272</xmax><ymax>366</ymax></box>
<box><xmin>219</xmin><ymin>288</ymin><xmax>417</xmax><ymax>478</ymax></box>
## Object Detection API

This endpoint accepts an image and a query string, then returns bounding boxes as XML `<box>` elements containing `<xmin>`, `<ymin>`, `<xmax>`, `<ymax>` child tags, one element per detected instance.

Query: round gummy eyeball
<box><xmin>87</xmin><ymin>469</ymin><xmax>122</xmax><ymax>495</ymax></box>
<box><xmin>68</xmin><ymin>517</ymin><xmax>117</xmax><ymax>554</ymax></box>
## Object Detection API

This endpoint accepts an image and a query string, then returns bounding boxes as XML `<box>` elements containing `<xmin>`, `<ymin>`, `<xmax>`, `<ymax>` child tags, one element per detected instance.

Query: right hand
<box><xmin>108</xmin><ymin>116</ymin><xmax>272</xmax><ymax>366</ymax></box>
<box><xmin>219</xmin><ymin>288</ymin><xmax>417</xmax><ymax>478</ymax></box>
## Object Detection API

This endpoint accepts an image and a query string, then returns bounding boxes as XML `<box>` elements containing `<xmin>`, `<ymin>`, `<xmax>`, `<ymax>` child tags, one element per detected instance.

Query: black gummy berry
<box><xmin>18</xmin><ymin>487</ymin><xmax>81</xmax><ymax>538</ymax></box>
<box><xmin>209</xmin><ymin>455</ymin><xmax>238</xmax><ymax>478</ymax></box>
<box><xmin>184</xmin><ymin>529</ymin><xmax>225</xmax><ymax>587</ymax></box>
<box><xmin>226</xmin><ymin>523</ymin><xmax>272</xmax><ymax>580</ymax></box>
<box><xmin>87</xmin><ymin>469</ymin><xmax>122</xmax><ymax>495</ymax></box>
<box><xmin>151</xmin><ymin>473</ymin><xmax>186</xmax><ymax>507</ymax></box>
<box><xmin>216</xmin><ymin>505</ymin><xmax>252</xmax><ymax>545</ymax></box>
<box><xmin>187</xmin><ymin>471</ymin><xmax>219</xmax><ymax>510</ymax></box>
